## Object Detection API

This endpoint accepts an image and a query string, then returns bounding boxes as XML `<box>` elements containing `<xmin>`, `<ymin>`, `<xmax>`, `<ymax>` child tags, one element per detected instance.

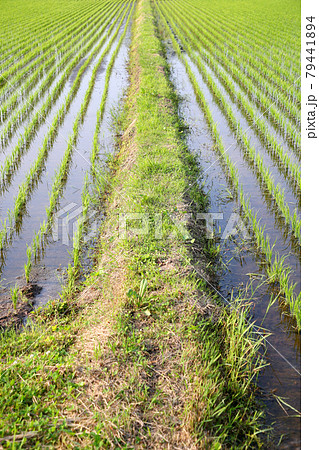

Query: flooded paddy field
<box><xmin>0</xmin><ymin>1</ymin><xmax>134</xmax><ymax>326</ymax></box>
<box><xmin>0</xmin><ymin>0</ymin><xmax>301</xmax><ymax>446</ymax></box>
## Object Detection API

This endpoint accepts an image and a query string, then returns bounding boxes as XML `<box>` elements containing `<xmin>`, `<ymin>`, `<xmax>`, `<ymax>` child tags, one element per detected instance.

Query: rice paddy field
<box><xmin>0</xmin><ymin>0</ymin><xmax>301</xmax><ymax>447</ymax></box>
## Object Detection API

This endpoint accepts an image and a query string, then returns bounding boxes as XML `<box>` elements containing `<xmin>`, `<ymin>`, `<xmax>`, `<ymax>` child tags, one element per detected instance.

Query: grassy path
<box><xmin>0</xmin><ymin>0</ymin><xmax>266</xmax><ymax>447</ymax></box>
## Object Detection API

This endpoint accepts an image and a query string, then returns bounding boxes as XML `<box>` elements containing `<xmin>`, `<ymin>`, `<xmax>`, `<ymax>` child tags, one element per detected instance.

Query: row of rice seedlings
<box><xmin>0</xmin><ymin>0</ymin><xmax>104</xmax><ymax>71</ymax></box>
<box><xmin>0</xmin><ymin>1</ymin><xmax>82</xmax><ymax>49</ymax></box>
<box><xmin>240</xmin><ymin>189</ymin><xmax>301</xmax><ymax>328</ymax></box>
<box><xmin>167</xmin><ymin>0</ymin><xmax>300</xmax><ymax>127</ymax></box>
<box><xmin>90</xmin><ymin>17</ymin><xmax>132</xmax><ymax>171</ymax></box>
<box><xmin>207</xmin><ymin>50</ymin><xmax>301</xmax><ymax>152</ymax></box>
<box><xmin>25</xmin><ymin>118</ymin><xmax>92</xmax><ymax>279</ymax></box>
<box><xmin>161</xmin><ymin>5</ymin><xmax>301</xmax><ymax>192</ymax></box>
<box><xmin>29</xmin><ymin>7</ymin><xmax>134</xmax><ymax>295</ymax></box>
<box><xmin>166</xmin><ymin>0</ymin><xmax>300</xmax><ymax>128</ymax></box>
<box><xmin>20</xmin><ymin>4</ymin><xmax>133</xmax><ymax>262</ymax></box>
<box><xmin>0</xmin><ymin>2</ymin><xmax>120</xmax><ymax>147</ymax></box>
<box><xmin>64</xmin><ymin>25</ymin><xmax>134</xmax><ymax>296</ymax></box>
<box><xmin>0</xmin><ymin>0</ymin><xmax>120</xmax><ymax>110</ymax></box>
<box><xmin>0</xmin><ymin>0</ymin><xmax>116</xmax><ymax>130</ymax></box>
<box><xmin>0</xmin><ymin>3</ymin><xmax>131</xmax><ymax>254</ymax></box>
<box><xmin>1</xmin><ymin>40</ymin><xmax>64</xmax><ymax>103</ymax></box>
<box><xmin>9</xmin><ymin>284</ymin><xmax>20</xmax><ymax>310</ymax></box>
<box><xmin>176</xmin><ymin>7</ymin><xmax>301</xmax><ymax>157</ymax></box>
<box><xmin>189</xmin><ymin>45</ymin><xmax>302</xmax><ymax>242</ymax></box>
<box><xmin>173</xmin><ymin>0</ymin><xmax>300</xmax><ymax>105</ymax></box>
<box><xmin>158</xmin><ymin>4</ymin><xmax>297</xmax><ymax>229</ymax></box>
<box><xmin>195</xmin><ymin>44</ymin><xmax>300</xmax><ymax>152</ymax></box>
<box><xmin>156</xmin><ymin>3</ymin><xmax>300</xmax><ymax>327</ymax></box>
<box><xmin>78</xmin><ymin>3</ymin><xmax>132</xmax><ymax>125</ymax></box>
<box><xmin>179</xmin><ymin>0</ymin><xmax>301</xmax><ymax>95</ymax></box>
<box><xmin>28</xmin><ymin>133</ymin><xmax>76</xmax><ymax>267</ymax></box>
<box><xmin>267</xmin><ymin>254</ymin><xmax>301</xmax><ymax>326</ymax></box>
<box><xmin>237</xmin><ymin>131</ymin><xmax>301</xmax><ymax>243</ymax></box>
<box><xmin>0</xmin><ymin>1</ymin><xmax>128</xmax><ymax>189</ymax></box>
<box><xmin>0</xmin><ymin>0</ymin><xmax>110</xmax><ymax>97</ymax></box>
<box><xmin>190</xmin><ymin>0</ymin><xmax>300</xmax><ymax>72</ymax></box>
<box><xmin>0</xmin><ymin>14</ymin><xmax>65</xmax><ymax>73</ymax></box>
<box><xmin>227</xmin><ymin>79</ymin><xmax>301</xmax><ymax>166</ymax></box>
<box><xmin>236</xmin><ymin>74</ymin><xmax>301</xmax><ymax>152</ymax></box>
<box><xmin>178</xmin><ymin>0</ymin><xmax>300</xmax><ymax>92</ymax></box>
<box><xmin>27</xmin><ymin>141</ymin><xmax>90</xmax><ymax>289</ymax></box>
<box><xmin>177</xmin><ymin>50</ymin><xmax>302</xmax><ymax>241</ymax></box>
<box><xmin>61</xmin><ymin>178</ymin><xmax>90</xmax><ymax>298</ymax></box>
<box><xmin>199</xmin><ymin>0</ymin><xmax>299</xmax><ymax>64</ymax></box>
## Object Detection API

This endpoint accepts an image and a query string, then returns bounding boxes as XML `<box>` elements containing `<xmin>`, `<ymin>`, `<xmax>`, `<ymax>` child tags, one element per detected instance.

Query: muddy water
<box><xmin>0</xmin><ymin>15</ymin><xmax>132</xmax><ymax>301</ymax></box>
<box><xmin>165</xmin><ymin>43</ymin><xmax>301</xmax><ymax>447</ymax></box>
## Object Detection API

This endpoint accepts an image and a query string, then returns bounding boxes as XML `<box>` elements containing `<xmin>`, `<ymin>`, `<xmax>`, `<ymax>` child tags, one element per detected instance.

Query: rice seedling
<box><xmin>24</xmin><ymin>245</ymin><xmax>32</xmax><ymax>283</ymax></box>
<box><xmin>10</xmin><ymin>284</ymin><xmax>20</xmax><ymax>310</ymax></box>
